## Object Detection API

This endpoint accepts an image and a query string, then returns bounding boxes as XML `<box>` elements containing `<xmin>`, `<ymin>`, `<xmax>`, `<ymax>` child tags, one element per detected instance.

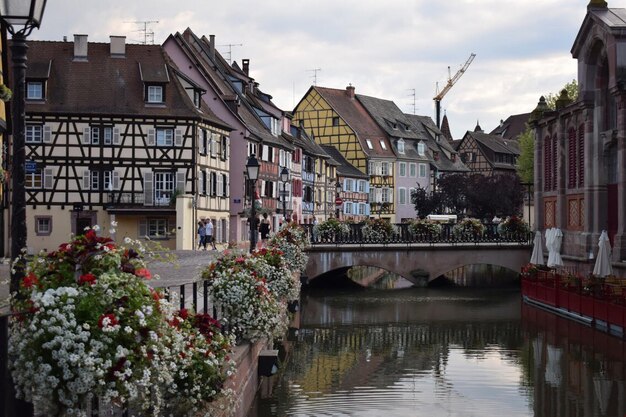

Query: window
<box><xmin>397</xmin><ymin>139</ymin><xmax>405</xmax><ymax>154</ymax></box>
<box><xmin>409</xmin><ymin>163</ymin><xmax>417</xmax><ymax>177</ymax></box>
<box><xmin>332</xmin><ymin>117</ymin><xmax>339</xmax><ymax>127</ymax></box>
<box><xmin>147</xmin><ymin>85</ymin><xmax>164</xmax><ymax>103</ymax></box>
<box><xmin>358</xmin><ymin>180</ymin><xmax>366</xmax><ymax>193</ymax></box>
<box><xmin>200</xmin><ymin>130</ymin><xmax>208</xmax><ymax>155</ymax></box>
<box><xmin>381</xmin><ymin>162</ymin><xmax>390</xmax><ymax>176</ymax></box>
<box><xmin>147</xmin><ymin>219</ymin><xmax>168</xmax><ymax>238</ymax></box>
<box><xmin>419</xmin><ymin>164</ymin><xmax>427</xmax><ymax>178</ymax></box>
<box><xmin>345</xmin><ymin>202</ymin><xmax>353</xmax><ymax>214</ymax></box>
<box><xmin>366</xmin><ymin>139</ymin><xmax>374</xmax><ymax>150</ymax></box>
<box><xmin>345</xmin><ymin>179</ymin><xmax>354</xmax><ymax>192</ymax></box>
<box><xmin>221</xmin><ymin>136</ymin><xmax>228</xmax><ymax>160</ymax></box>
<box><xmin>26</xmin><ymin>168</ymin><xmax>42</xmax><ymax>188</ymax></box>
<box><xmin>26</xmin><ymin>81</ymin><xmax>44</xmax><ymax>100</ymax></box>
<box><xmin>381</xmin><ymin>187</ymin><xmax>391</xmax><ymax>203</ymax></box>
<box><xmin>26</xmin><ymin>125</ymin><xmax>43</xmax><ymax>143</ymax></box>
<box><xmin>156</xmin><ymin>128</ymin><xmax>174</xmax><ymax>146</ymax></box>
<box><xmin>103</xmin><ymin>171</ymin><xmax>119</xmax><ymax>191</ymax></box>
<box><xmin>35</xmin><ymin>216</ymin><xmax>52</xmax><ymax>236</ymax></box>
<box><xmin>91</xmin><ymin>171</ymin><xmax>100</xmax><ymax>190</ymax></box>
<box><xmin>380</xmin><ymin>140</ymin><xmax>387</xmax><ymax>150</ymax></box>
<box><xmin>154</xmin><ymin>172</ymin><xmax>174</xmax><ymax>205</ymax></box>
<box><xmin>399</xmin><ymin>188</ymin><xmax>407</xmax><ymax>205</ymax></box>
<box><xmin>417</xmin><ymin>142</ymin><xmax>426</xmax><ymax>156</ymax></box>
<box><xmin>399</xmin><ymin>162</ymin><xmax>406</xmax><ymax>177</ymax></box>
<box><xmin>358</xmin><ymin>203</ymin><xmax>366</xmax><ymax>215</ymax></box>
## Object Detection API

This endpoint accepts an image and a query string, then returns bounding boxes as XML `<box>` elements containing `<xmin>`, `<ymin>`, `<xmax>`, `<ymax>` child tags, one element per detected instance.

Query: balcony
<box><xmin>105</xmin><ymin>192</ymin><xmax>176</xmax><ymax>213</ymax></box>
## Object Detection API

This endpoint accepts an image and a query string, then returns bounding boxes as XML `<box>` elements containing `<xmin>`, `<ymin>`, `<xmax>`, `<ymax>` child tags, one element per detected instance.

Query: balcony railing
<box><xmin>106</xmin><ymin>193</ymin><xmax>174</xmax><ymax>208</ymax></box>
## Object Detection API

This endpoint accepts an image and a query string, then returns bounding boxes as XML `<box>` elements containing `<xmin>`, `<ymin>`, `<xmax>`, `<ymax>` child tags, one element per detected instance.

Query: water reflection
<box><xmin>253</xmin><ymin>289</ymin><xmax>626</xmax><ymax>417</ymax></box>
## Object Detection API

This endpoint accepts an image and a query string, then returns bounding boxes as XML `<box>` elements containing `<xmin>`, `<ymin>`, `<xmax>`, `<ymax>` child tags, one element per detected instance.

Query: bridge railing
<box><xmin>302</xmin><ymin>222</ymin><xmax>532</xmax><ymax>246</ymax></box>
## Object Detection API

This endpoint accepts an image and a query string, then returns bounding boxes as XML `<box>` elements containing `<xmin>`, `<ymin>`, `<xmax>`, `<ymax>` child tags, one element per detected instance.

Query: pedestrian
<box><xmin>260</xmin><ymin>212</ymin><xmax>271</xmax><ymax>246</ymax></box>
<box><xmin>197</xmin><ymin>220</ymin><xmax>206</xmax><ymax>250</ymax></box>
<box><xmin>205</xmin><ymin>218</ymin><xmax>217</xmax><ymax>250</ymax></box>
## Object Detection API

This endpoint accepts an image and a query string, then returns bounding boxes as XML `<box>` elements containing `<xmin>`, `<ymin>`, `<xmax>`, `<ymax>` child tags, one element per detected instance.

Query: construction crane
<box><xmin>433</xmin><ymin>53</ymin><xmax>476</xmax><ymax>128</ymax></box>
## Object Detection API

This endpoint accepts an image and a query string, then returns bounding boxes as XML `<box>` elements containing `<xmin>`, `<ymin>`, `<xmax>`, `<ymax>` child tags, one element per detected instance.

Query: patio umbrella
<box><xmin>530</xmin><ymin>231</ymin><xmax>545</xmax><ymax>265</ymax></box>
<box><xmin>545</xmin><ymin>344</ymin><xmax>562</xmax><ymax>387</ymax></box>
<box><xmin>593</xmin><ymin>230</ymin><xmax>613</xmax><ymax>277</ymax></box>
<box><xmin>547</xmin><ymin>228</ymin><xmax>564</xmax><ymax>268</ymax></box>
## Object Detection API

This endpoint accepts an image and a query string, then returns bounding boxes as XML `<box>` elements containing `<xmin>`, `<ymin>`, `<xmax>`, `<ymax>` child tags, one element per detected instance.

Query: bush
<box><xmin>314</xmin><ymin>218</ymin><xmax>350</xmax><ymax>241</ymax></box>
<box><xmin>361</xmin><ymin>218</ymin><xmax>394</xmax><ymax>241</ymax></box>
<box><xmin>497</xmin><ymin>216</ymin><xmax>530</xmax><ymax>236</ymax></box>
<box><xmin>408</xmin><ymin>219</ymin><xmax>443</xmax><ymax>238</ymax></box>
<box><xmin>452</xmin><ymin>217</ymin><xmax>485</xmax><ymax>239</ymax></box>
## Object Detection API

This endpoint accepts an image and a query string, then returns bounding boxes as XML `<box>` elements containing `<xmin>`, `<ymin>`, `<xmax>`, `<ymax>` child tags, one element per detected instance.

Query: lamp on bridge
<box><xmin>246</xmin><ymin>154</ymin><xmax>260</xmax><ymax>253</ymax></box>
<box><xmin>280</xmin><ymin>166</ymin><xmax>289</xmax><ymax>222</ymax></box>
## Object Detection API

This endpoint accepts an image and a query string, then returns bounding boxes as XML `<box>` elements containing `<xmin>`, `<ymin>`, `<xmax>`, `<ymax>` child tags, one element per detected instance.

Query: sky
<box><xmin>30</xmin><ymin>0</ymin><xmax>590</xmax><ymax>139</ymax></box>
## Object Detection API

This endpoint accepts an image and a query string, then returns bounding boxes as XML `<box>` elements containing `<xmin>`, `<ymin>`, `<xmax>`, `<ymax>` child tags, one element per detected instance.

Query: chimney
<box><xmin>110</xmin><ymin>36</ymin><xmax>126</xmax><ymax>57</ymax></box>
<box><xmin>73</xmin><ymin>34</ymin><xmax>88</xmax><ymax>61</ymax></box>
<box><xmin>242</xmin><ymin>59</ymin><xmax>250</xmax><ymax>76</ymax></box>
<box><xmin>209</xmin><ymin>34</ymin><xmax>215</xmax><ymax>60</ymax></box>
<box><xmin>346</xmin><ymin>84</ymin><xmax>355</xmax><ymax>99</ymax></box>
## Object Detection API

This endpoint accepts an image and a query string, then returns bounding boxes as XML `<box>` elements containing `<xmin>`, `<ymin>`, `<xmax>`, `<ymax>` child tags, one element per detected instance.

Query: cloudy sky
<box><xmin>30</xmin><ymin>0</ymin><xmax>589</xmax><ymax>138</ymax></box>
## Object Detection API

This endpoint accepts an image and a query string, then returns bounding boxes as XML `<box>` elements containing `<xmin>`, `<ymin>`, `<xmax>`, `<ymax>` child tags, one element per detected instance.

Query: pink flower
<box><xmin>135</xmin><ymin>268</ymin><xmax>152</xmax><ymax>280</ymax></box>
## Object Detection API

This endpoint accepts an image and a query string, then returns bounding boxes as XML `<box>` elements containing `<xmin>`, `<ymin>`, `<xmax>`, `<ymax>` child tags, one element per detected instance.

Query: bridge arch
<box><xmin>304</xmin><ymin>244</ymin><xmax>531</xmax><ymax>286</ymax></box>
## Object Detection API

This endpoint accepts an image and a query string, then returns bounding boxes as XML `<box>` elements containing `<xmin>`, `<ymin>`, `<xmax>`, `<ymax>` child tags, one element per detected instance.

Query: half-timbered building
<box><xmin>454</xmin><ymin>124</ymin><xmax>520</xmax><ymax>177</ymax></box>
<box><xmin>292</xmin><ymin>126</ymin><xmax>327</xmax><ymax>224</ymax></box>
<box><xmin>21</xmin><ymin>35</ymin><xmax>231</xmax><ymax>253</ymax></box>
<box><xmin>531</xmin><ymin>0</ymin><xmax>626</xmax><ymax>276</ymax></box>
<box><xmin>294</xmin><ymin>85</ymin><xmax>397</xmax><ymax>222</ymax></box>
<box><xmin>164</xmin><ymin>30</ymin><xmax>294</xmax><ymax>239</ymax></box>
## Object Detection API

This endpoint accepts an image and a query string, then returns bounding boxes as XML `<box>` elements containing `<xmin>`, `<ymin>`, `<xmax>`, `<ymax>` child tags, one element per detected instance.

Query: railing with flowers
<box><xmin>303</xmin><ymin>219</ymin><xmax>532</xmax><ymax>245</ymax></box>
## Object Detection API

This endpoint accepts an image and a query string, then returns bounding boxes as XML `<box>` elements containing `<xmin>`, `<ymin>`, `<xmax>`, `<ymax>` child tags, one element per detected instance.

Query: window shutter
<box><xmin>112</xmin><ymin>171</ymin><xmax>120</xmax><ymax>189</ymax></box>
<box><xmin>176</xmin><ymin>172</ymin><xmax>186</xmax><ymax>193</ymax></box>
<box><xmin>144</xmin><ymin>172</ymin><xmax>153</xmax><ymax>206</ymax></box>
<box><xmin>112</xmin><ymin>127</ymin><xmax>121</xmax><ymax>145</ymax></box>
<box><xmin>197</xmin><ymin>174</ymin><xmax>202</xmax><ymax>196</ymax></box>
<box><xmin>43</xmin><ymin>168</ymin><xmax>54</xmax><ymax>189</ymax></box>
<box><xmin>82</xmin><ymin>170</ymin><xmax>91</xmax><ymax>190</ymax></box>
<box><xmin>139</xmin><ymin>220</ymin><xmax>148</xmax><ymax>238</ymax></box>
<box><xmin>223</xmin><ymin>174</ymin><xmax>229</xmax><ymax>197</ymax></box>
<box><xmin>82</xmin><ymin>127</ymin><xmax>91</xmax><ymax>145</ymax></box>
<box><xmin>147</xmin><ymin>129</ymin><xmax>156</xmax><ymax>146</ymax></box>
<box><xmin>175</xmin><ymin>129</ymin><xmax>183</xmax><ymax>147</ymax></box>
<box><xmin>217</xmin><ymin>174</ymin><xmax>223</xmax><ymax>197</ymax></box>
<box><xmin>365</xmin><ymin>182</ymin><xmax>370</xmax><ymax>194</ymax></box>
<box><xmin>43</xmin><ymin>125</ymin><xmax>52</xmax><ymax>143</ymax></box>
<box><xmin>210</xmin><ymin>134</ymin><xmax>216</xmax><ymax>156</ymax></box>
<box><xmin>578</xmin><ymin>125</ymin><xmax>584</xmax><ymax>188</ymax></box>
<box><xmin>225</xmin><ymin>136</ymin><xmax>230</xmax><ymax>160</ymax></box>
<box><xmin>366</xmin><ymin>204</ymin><xmax>371</xmax><ymax>216</ymax></box>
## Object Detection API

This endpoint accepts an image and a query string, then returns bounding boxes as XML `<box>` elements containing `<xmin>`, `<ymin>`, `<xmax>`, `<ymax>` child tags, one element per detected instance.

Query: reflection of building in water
<box><xmin>523</xmin><ymin>304</ymin><xmax>625</xmax><ymax>417</ymax></box>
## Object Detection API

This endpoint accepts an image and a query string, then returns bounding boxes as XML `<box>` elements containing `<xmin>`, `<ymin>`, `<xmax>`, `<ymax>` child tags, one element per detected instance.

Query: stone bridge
<box><xmin>304</xmin><ymin>243</ymin><xmax>531</xmax><ymax>285</ymax></box>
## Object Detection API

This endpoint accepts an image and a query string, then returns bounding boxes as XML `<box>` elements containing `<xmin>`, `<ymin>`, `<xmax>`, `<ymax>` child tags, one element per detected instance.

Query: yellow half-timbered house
<box><xmin>21</xmin><ymin>35</ymin><xmax>231</xmax><ymax>253</ymax></box>
<box><xmin>294</xmin><ymin>85</ymin><xmax>397</xmax><ymax>221</ymax></box>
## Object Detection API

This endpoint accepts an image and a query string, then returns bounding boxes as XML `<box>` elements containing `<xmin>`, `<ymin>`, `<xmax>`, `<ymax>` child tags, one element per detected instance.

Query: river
<box><xmin>251</xmin><ymin>287</ymin><xmax>626</xmax><ymax>417</ymax></box>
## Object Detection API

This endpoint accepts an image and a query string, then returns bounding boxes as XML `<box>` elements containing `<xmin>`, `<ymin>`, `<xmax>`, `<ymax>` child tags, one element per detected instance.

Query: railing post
<box><xmin>203</xmin><ymin>280</ymin><xmax>209</xmax><ymax>314</ymax></box>
<box><xmin>179</xmin><ymin>284</ymin><xmax>185</xmax><ymax>310</ymax></box>
<box><xmin>192</xmin><ymin>282</ymin><xmax>198</xmax><ymax>313</ymax></box>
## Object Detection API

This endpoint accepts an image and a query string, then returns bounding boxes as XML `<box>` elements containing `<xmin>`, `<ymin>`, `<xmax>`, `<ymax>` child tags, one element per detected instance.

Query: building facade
<box><xmin>455</xmin><ymin>124</ymin><xmax>520</xmax><ymax>177</ymax></box>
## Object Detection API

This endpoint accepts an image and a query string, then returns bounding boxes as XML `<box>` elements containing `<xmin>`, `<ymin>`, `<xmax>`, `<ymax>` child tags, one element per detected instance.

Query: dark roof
<box><xmin>467</xmin><ymin>131</ymin><xmax>520</xmax><ymax>156</ymax></box>
<box><xmin>313</xmin><ymin>86</ymin><xmax>395</xmax><ymax>159</ymax></box>
<box><xmin>440</xmin><ymin>114</ymin><xmax>453</xmax><ymax>141</ymax></box>
<box><xmin>290</xmin><ymin>125</ymin><xmax>328</xmax><ymax>157</ymax></box>
<box><xmin>23</xmin><ymin>40</ymin><xmax>229</xmax><ymax>129</ymax></box>
<box><xmin>490</xmin><ymin>112</ymin><xmax>530</xmax><ymax>139</ymax></box>
<box><xmin>320</xmin><ymin>145</ymin><xmax>368</xmax><ymax>179</ymax></box>
<box><xmin>356</xmin><ymin>94</ymin><xmax>420</xmax><ymax>140</ymax></box>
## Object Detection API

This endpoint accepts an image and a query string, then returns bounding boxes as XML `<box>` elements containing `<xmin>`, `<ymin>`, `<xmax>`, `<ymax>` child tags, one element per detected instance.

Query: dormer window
<box><xmin>146</xmin><ymin>85</ymin><xmax>164</xmax><ymax>103</ymax></box>
<box><xmin>380</xmin><ymin>140</ymin><xmax>387</xmax><ymax>150</ymax></box>
<box><xmin>193</xmin><ymin>90</ymin><xmax>201</xmax><ymax>108</ymax></box>
<box><xmin>417</xmin><ymin>142</ymin><xmax>426</xmax><ymax>156</ymax></box>
<box><xmin>26</xmin><ymin>81</ymin><xmax>44</xmax><ymax>100</ymax></box>
<box><xmin>397</xmin><ymin>139</ymin><xmax>405</xmax><ymax>154</ymax></box>
<box><xmin>366</xmin><ymin>139</ymin><xmax>374</xmax><ymax>150</ymax></box>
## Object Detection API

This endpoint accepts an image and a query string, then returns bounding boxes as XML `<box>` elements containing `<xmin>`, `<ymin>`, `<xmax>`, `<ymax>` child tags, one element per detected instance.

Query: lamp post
<box><xmin>280</xmin><ymin>166</ymin><xmax>289</xmax><ymax>223</ymax></box>
<box><xmin>246</xmin><ymin>154</ymin><xmax>260</xmax><ymax>253</ymax></box>
<box><xmin>0</xmin><ymin>1</ymin><xmax>47</xmax><ymax>294</ymax></box>
<box><xmin>335</xmin><ymin>180</ymin><xmax>342</xmax><ymax>219</ymax></box>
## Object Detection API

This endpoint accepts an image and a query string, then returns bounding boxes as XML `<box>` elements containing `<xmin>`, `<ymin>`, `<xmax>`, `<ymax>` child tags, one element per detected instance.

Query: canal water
<box><xmin>252</xmin><ymin>287</ymin><xmax>626</xmax><ymax>417</ymax></box>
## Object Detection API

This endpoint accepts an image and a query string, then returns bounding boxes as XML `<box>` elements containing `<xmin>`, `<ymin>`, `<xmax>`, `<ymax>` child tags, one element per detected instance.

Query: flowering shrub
<box><xmin>497</xmin><ymin>215</ymin><xmax>530</xmax><ymax>236</ymax></box>
<box><xmin>9</xmin><ymin>228</ymin><xmax>233</xmax><ymax>417</ymax></box>
<box><xmin>268</xmin><ymin>222</ymin><xmax>309</xmax><ymax>273</ymax></box>
<box><xmin>253</xmin><ymin>247</ymin><xmax>301</xmax><ymax>301</ymax></box>
<box><xmin>203</xmin><ymin>251</ymin><xmax>286</xmax><ymax>342</ymax></box>
<box><xmin>408</xmin><ymin>219</ymin><xmax>443</xmax><ymax>238</ymax></box>
<box><xmin>314</xmin><ymin>218</ymin><xmax>350</xmax><ymax>241</ymax></box>
<box><xmin>361</xmin><ymin>218</ymin><xmax>394</xmax><ymax>241</ymax></box>
<box><xmin>452</xmin><ymin>217</ymin><xmax>485</xmax><ymax>239</ymax></box>
<box><xmin>520</xmin><ymin>263</ymin><xmax>539</xmax><ymax>279</ymax></box>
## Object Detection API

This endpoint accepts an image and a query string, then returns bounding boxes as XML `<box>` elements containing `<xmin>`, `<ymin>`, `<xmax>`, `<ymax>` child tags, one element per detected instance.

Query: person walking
<box><xmin>197</xmin><ymin>220</ymin><xmax>207</xmax><ymax>250</ymax></box>
<box><xmin>205</xmin><ymin>218</ymin><xmax>217</xmax><ymax>250</ymax></box>
<box><xmin>260</xmin><ymin>212</ymin><xmax>271</xmax><ymax>247</ymax></box>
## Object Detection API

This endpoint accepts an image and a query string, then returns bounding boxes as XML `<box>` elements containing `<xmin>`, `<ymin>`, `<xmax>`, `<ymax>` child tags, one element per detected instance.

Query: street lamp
<box><xmin>246</xmin><ymin>154</ymin><xmax>260</xmax><ymax>253</ymax></box>
<box><xmin>280</xmin><ymin>166</ymin><xmax>289</xmax><ymax>222</ymax></box>
<box><xmin>0</xmin><ymin>0</ymin><xmax>47</xmax><ymax>295</ymax></box>
<box><xmin>335</xmin><ymin>180</ymin><xmax>342</xmax><ymax>219</ymax></box>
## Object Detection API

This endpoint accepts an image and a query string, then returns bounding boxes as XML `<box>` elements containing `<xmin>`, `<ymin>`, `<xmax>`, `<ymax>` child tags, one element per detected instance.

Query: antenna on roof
<box><xmin>307</xmin><ymin>68</ymin><xmax>322</xmax><ymax>86</ymax></box>
<box><xmin>126</xmin><ymin>20</ymin><xmax>159</xmax><ymax>44</ymax></box>
<box><xmin>218</xmin><ymin>43</ymin><xmax>243</xmax><ymax>64</ymax></box>
<box><xmin>407</xmin><ymin>88</ymin><xmax>417</xmax><ymax>115</ymax></box>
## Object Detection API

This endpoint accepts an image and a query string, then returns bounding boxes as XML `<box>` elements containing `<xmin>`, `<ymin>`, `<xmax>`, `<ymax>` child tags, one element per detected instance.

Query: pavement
<box><xmin>0</xmin><ymin>244</ymin><xmax>233</xmax><ymax>313</ymax></box>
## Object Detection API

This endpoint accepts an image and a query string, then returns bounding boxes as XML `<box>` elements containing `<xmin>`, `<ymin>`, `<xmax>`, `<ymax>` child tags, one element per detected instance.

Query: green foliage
<box><xmin>465</xmin><ymin>174</ymin><xmax>524</xmax><ymax>219</ymax></box>
<box><xmin>411</xmin><ymin>185</ymin><xmax>442</xmax><ymax>219</ymax></box>
<box><xmin>545</xmin><ymin>79</ymin><xmax>578</xmax><ymax>110</ymax></box>
<box><xmin>516</xmin><ymin>125</ymin><xmax>534</xmax><ymax>183</ymax></box>
<box><xmin>436</xmin><ymin>173</ymin><xmax>469</xmax><ymax>213</ymax></box>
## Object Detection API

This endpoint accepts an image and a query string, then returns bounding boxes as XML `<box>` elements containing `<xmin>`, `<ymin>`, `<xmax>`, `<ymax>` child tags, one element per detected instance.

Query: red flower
<box><xmin>78</xmin><ymin>273</ymin><xmax>97</xmax><ymax>286</ymax></box>
<box><xmin>98</xmin><ymin>313</ymin><xmax>118</xmax><ymax>328</ymax></box>
<box><xmin>135</xmin><ymin>268</ymin><xmax>152</xmax><ymax>280</ymax></box>
<box><xmin>84</xmin><ymin>229</ymin><xmax>97</xmax><ymax>241</ymax></box>
<box><xmin>20</xmin><ymin>272</ymin><xmax>39</xmax><ymax>289</ymax></box>
<box><xmin>178</xmin><ymin>308</ymin><xmax>189</xmax><ymax>320</ymax></box>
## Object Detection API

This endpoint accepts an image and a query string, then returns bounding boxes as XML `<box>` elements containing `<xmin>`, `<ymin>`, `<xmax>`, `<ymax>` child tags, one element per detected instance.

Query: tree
<box><xmin>465</xmin><ymin>174</ymin><xmax>524</xmax><ymax>219</ymax></box>
<box><xmin>516</xmin><ymin>124</ymin><xmax>534</xmax><ymax>183</ymax></box>
<box><xmin>436</xmin><ymin>173</ymin><xmax>469</xmax><ymax>213</ymax></box>
<box><xmin>411</xmin><ymin>185</ymin><xmax>442</xmax><ymax>219</ymax></box>
<box><xmin>545</xmin><ymin>79</ymin><xmax>578</xmax><ymax>110</ymax></box>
